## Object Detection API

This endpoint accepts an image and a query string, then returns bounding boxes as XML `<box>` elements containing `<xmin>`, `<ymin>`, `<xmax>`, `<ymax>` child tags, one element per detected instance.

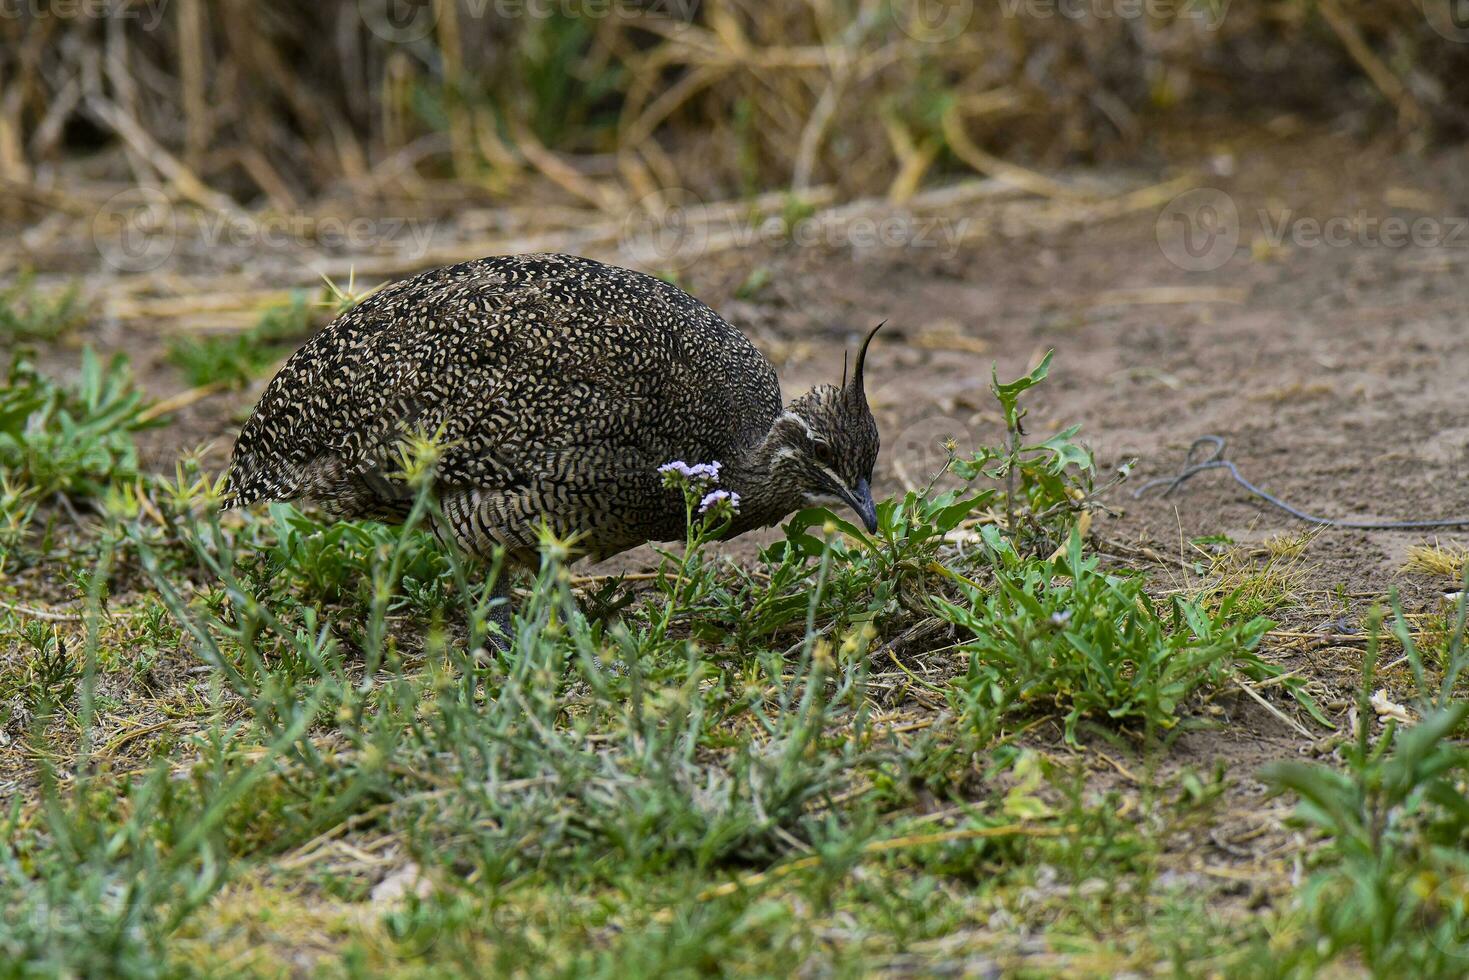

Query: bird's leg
<box><xmin>486</xmin><ymin>575</ymin><xmax>513</xmax><ymax>651</ymax></box>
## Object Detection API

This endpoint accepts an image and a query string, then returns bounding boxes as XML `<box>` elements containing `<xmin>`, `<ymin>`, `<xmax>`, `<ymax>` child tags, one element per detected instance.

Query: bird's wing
<box><xmin>227</xmin><ymin>264</ymin><xmax>556</xmax><ymax>505</ymax></box>
<box><xmin>414</xmin><ymin>315</ymin><xmax>717</xmax><ymax>558</ymax></box>
<box><xmin>227</xmin><ymin>255</ymin><xmax>755</xmax><ymax>548</ymax></box>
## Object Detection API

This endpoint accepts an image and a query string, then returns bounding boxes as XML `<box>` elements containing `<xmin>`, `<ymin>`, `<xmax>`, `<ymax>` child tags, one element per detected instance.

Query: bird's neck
<box><xmin>721</xmin><ymin>439</ymin><xmax>796</xmax><ymax>535</ymax></box>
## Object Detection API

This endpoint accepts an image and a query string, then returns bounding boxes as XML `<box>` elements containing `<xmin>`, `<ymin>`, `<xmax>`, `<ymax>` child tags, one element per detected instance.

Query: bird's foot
<box><xmin>483</xmin><ymin>586</ymin><xmax>513</xmax><ymax>653</ymax></box>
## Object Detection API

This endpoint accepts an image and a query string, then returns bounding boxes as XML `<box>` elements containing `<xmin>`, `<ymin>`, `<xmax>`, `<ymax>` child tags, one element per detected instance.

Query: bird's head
<box><xmin>765</xmin><ymin>323</ymin><xmax>883</xmax><ymax>532</ymax></box>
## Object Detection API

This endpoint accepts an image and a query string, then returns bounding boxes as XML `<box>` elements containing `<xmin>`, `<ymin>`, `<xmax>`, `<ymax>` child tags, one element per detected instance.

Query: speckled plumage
<box><xmin>226</xmin><ymin>253</ymin><xmax>881</xmax><ymax>570</ymax></box>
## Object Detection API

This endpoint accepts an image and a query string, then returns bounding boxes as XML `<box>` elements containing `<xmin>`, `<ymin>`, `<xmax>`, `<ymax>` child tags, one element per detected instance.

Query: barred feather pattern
<box><xmin>226</xmin><ymin>253</ymin><xmax>789</xmax><ymax>564</ymax></box>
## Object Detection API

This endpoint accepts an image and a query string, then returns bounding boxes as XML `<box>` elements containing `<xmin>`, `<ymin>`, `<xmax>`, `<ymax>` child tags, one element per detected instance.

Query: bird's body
<box><xmin>227</xmin><ymin>253</ymin><xmax>881</xmax><ymax>634</ymax></box>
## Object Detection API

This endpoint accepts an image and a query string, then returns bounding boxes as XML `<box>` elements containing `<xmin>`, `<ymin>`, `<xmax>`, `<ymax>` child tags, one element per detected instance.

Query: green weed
<box><xmin>1262</xmin><ymin>592</ymin><xmax>1469</xmax><ymax>974</ymax></box>
<box><xmin>953</xmin><ymin>350</ymin><xmax>1108</xmax><ymax>556</ymax></box>
<box><xmin>1195</xmin><ymin>530</ymin><xmax>1313</xmax><ymax>617</ymax></box>
<box><xmin>240</xmin><ymin>503</ymin><xmax>453</xmax><ymax>616</ymax></box>
<box><xmin>0</xmin><ymin>273</ymin><xmax>86</xmax><ymax>343</ymax></box>
<box><xmin>0</xmin><ymin>475</ymin><xmax>38</xmax><ymax>557</ymax></box>
<box><xmin>935</xmin><ymin>528</ymin><xmax>1282</xmax><ymax>745</ymax></box>
<box><xmin>0</xmin><ymin>348</ymin><xmax>151</xmax><ymax>500</ymax></box>
<box><xmin>513</xmin><ymin>14</ymin><xmax>624</xmax><ymax>148</ymax></box>
<box><xmin>165</xmin><ymin>294</ymin><xmax>316</xmax><ymax>389</ymax></box>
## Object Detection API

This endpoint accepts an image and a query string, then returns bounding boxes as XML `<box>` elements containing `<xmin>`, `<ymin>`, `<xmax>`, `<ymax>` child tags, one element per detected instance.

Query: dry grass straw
<box><xmin>0</xmin><ymin>0</ymin><xmax>1464</xmax><ymax>220</ymax></box>
<box><xmin>1402</xmin><ymin>541</ymin><xmax>1469</xmax><ymax>581</ymax></box>
<box><xmin>1196</xmin><ymin>528</ymin><xmax>1317</xmax><ymax>617</ymax></box>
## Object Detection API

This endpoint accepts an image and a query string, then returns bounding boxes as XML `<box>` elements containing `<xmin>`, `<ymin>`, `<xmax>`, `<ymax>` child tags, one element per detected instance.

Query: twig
<box><xmin>0</xmin><ymin>599</ymin><xmax>85</xmax><ymax>622</ymax></box>
<box><xmin>1233</xmin><ymin>676</ymin><xmax>1313</xmax><ymax>738</ymax></box>
<box><xmin>569</xmin><ymin>572</ymin><xmax>661</xmax><ymax>585</ymax></box>
<box><xmin>1265</xmin><ymin>630</ymin><xmax>1367</xmax><ymax>645</ymax></box>
<box><xmin>509</xmin><ymin>120</ymin><xmax>624</xmax><ymax>213</ymax></box>
<box><xmin>137</xmin><ymin>381</ymin><xmax>230</xmax><ymax>423</ymax></box>
<box><xmin>84</xmin><ymin>93</ymin><xmax>245</xmax><ymax>219</ymax></box>
<box><xmin>941</xmin><ymin>101</ymin><xmax>1096</xmax><ymax>201</ymax></box>
<box><xmin>1316</xmin><ymin>0</ymin><xmax>1423</xmax><ymax>131</ymax></box>
<box><xmin>99</xmin><ymin>721</ymin><xmax>174</xmax><ymax>761</ymax></box>
<box><xmin>1137</xmin><ymin>436</ymin><xmax>1469</xmax><ymax>530</ymax></box>
<box><xmin>1092</xmin><ymin>749</ymin><xmax>1141</xmax><ymax>784</ymax></box>
<box><xmin>177</xmin><ymin>0</ymin><xmax>209</xmax><ymax>172</ymax></box>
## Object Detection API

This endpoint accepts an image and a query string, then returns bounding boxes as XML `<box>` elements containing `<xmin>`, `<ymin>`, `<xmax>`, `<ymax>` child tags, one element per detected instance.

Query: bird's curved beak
<box><xmin>843</xmin><ymin>478</ymin><xmax>879</xmax><ymax>534</ymax></box>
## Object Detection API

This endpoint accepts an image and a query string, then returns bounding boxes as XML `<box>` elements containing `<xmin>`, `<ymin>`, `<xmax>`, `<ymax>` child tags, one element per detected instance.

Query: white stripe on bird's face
<box><xmin>777</xmin><ymin>411</ymin><xmax>818</xmax><ymax>440</ymax></box>
<box><xmin>817</xmin><ymin>464</ymin><xmax>846</xmax><ymax>491</ymax></box>
<box><xmin>816</xmin><ymin>465</ymin><xmax>867</xmax><ymax>506</ymax></box>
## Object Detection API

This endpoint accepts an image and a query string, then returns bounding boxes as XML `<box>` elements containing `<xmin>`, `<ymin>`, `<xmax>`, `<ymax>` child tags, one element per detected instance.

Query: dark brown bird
<box><xmin>225</xmin><ymin>253</ymin><xmax>881</xmax><ymax>637</ymax></box>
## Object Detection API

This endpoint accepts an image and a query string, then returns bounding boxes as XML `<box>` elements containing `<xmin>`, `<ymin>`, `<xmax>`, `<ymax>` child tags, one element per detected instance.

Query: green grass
<box><xmin>935</xmin><ymin>529</ymin><xmax>1289</xmax><ymax>745</ymax></box>
<box><xmin>0</xmin><ymin>273</ymin><xmax>87</xmax><ymax>343</ymax></box>
<box><xmin>0</xmin><ymin>347</ymin><xmax>152</xmax><ymax>501</ymax></box>
<box><xmin>165</xmin><ymin>294</ymin><xmax>318</xmax><ymax>389</ymax></box>
<box><xmin>1261</xmin><ymin>594</ymin><xmax>1469</xmax><ymax>975</ymax></box>
<box><xmin>2</xmin><ymin>350</ymin><xmax>1467</xmax><ymax>976</ymax></box>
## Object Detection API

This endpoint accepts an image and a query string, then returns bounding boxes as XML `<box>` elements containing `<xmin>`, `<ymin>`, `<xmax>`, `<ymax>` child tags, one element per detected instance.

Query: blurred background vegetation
<box><xmin>0</xmin><ymin>0</ymin><xmax>1464</xmax><ymax>219</ymax></box>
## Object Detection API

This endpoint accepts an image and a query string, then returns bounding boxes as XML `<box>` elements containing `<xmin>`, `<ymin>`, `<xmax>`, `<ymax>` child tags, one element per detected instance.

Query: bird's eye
<box><xmin>812</xmin><ymin>440</ymin><xmax>835</xmax><ymax>465</ymax></box>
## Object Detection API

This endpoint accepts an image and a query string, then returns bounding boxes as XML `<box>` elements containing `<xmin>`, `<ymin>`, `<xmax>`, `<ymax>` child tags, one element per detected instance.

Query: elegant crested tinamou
<box><xmin>226</xmin><ymin>253</ymin><xmax>883</xmax><ymax>637</ymax></box>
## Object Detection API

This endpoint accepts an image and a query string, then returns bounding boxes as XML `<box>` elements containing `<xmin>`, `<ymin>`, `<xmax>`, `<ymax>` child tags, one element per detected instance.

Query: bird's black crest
<box><xmin>845</xmin><ymin>320</ymin><xmax>884</xmax><ymax>406</ymax></box>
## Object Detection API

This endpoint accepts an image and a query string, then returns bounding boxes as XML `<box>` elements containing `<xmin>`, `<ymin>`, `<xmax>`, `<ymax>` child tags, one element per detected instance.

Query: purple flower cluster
<box><xmin>698</xmin><ymin>489</ymin><xmax>741</xmax><ymax>515</ymax></box>
<box><xmin>660</xmin><ymin>460</ymin><xmax>738</xmax><ymax>516</ymax></box>
<box><xmin>658</xmin><ymin>460</ymin><xmax>722</xmax><ymax>483</ymax></box>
